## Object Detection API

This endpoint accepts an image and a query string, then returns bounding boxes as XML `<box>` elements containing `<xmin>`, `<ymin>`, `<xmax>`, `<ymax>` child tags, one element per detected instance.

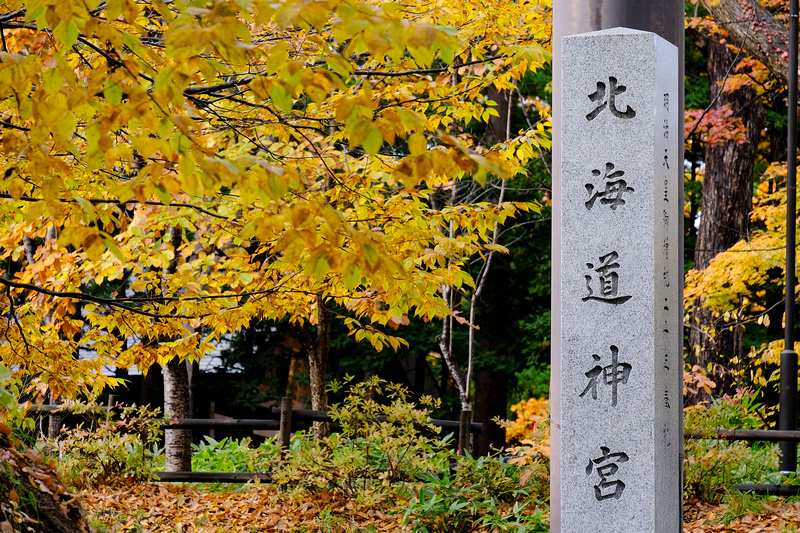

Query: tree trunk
<box><xmin>139</xmin><ymin>365</ymin><xmax>162</xmax><ymax>409</ymax></box>
<box><xmin>188</xmin><ymin>358</ymin><xmax>201</xmax><ymax>444</ymax></box>
<box><xmin>486</xmin><ymin>87</ymin><xmax>512</xmax><ymax>145</ymax></box>
<box><xmin>162</xmin><ymin>227</ymin><xmax>192</xmax><ymax>471</ymax></box>
<box><xmin>47</xmin><ymin>392</ymin><xmax>61</xmax><ymax>440</ymax></box>
<box><xmin>688</xmin><ymin>33</ymin><xmax>766</xmax><ymax>403</ymax></box>
<box><xmin>473</xmin><ymin>368</ymin><xmax>508</xmax><ymax>456</ymax></box>
<box><xmin>163</xmin><ymin>356</ymin><xmax>192</xmax><ymax>472</ymax></box>
<box><xmin>308</xmin><ymin>294</ymin><xmax>331</xmax><ymax>440</ymax></box>
<box><xmin>701</xmin><ymin>0</ymin><xmax>796</xmax><ymax>86</ymax></box>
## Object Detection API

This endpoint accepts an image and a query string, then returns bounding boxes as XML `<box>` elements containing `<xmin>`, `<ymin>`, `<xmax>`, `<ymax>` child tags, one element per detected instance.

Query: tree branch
<box><xmin>0</xmin><ymin>193</ymin><xmax>231</xmax><ymax>222</ymax></box>
<box><xmin>700</xmin><ymin>0</ymin><xmax>796</xmax><ymax>86</ymax></box>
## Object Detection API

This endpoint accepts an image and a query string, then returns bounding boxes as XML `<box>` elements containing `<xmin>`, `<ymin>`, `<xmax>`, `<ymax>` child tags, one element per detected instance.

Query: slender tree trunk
<box><xmin>308</xmin><ymin>293</ymin><xmax>331</xmax><ymax>440</ymax></box>
<box><xmin>140</xmin><ymin>366</ymin><xmax>162</xmax><ymax>409</ymax></box>
<box><xmin>436</xmin><ymin>86</ymin><xmax>513</xmax><ymax>413</ymax></box>
<box><xmin>188</xmin><ymin>358</ymin><xmax>201</xmax><ymax>443</ymax></box>
<box><xmin>486</xmin><ymin>87</ymin><xmax>512</xmax><ymax>145</ymax></box>
<box><xmin>47</xmin><ymin>391</ymin><xmax>61</xmax><ymax>439</ymax></box>
<box><xmin>688</xmin><ymin>33</ymin><xmax>766</xmax><ymax>403</ymax></box>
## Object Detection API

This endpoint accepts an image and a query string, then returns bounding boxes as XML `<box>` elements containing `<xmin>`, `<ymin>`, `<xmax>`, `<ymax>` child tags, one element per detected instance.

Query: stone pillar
<box><xmin>557</xmin><ymin>28</ymin><xmax>682</xmax><ymax>532</ymax></box>
<box><xmin>550</xmin><ymin>3</ymin><xmax>683</xmax><ymax>530</ymax></box>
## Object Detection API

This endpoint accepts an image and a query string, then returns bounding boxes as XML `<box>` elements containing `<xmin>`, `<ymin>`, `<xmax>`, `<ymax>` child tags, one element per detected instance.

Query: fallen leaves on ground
<box><xmin>683</xmin><ymin>499</ymin><xmax>800</xmax><ymax>532</ymax></box>
<box><xmin>85</xmin><ymin>482</ymin><xmax>800</xmax><ymax>532</ymax></box>
<box><xmin>82</xmin><ymin>483</ymin><xmax>411</xmax><ymax>532</ymax></box>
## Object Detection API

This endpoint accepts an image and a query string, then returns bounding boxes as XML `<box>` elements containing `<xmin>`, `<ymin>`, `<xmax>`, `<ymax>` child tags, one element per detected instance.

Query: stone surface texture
<box><xmin>559</xmin><ymin>28</ymin><xmax>682</xmax><ymax>532</ymax></box>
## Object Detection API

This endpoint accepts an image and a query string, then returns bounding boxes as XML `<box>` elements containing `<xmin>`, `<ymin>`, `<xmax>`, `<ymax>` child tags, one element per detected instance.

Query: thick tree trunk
<box><xmin>701</xmin><ymin>0</ymin><xmax>796</xmax><ymax>86</ymax></box>
<box><xmin>163</xmin><ymin>356</ymin><xmax>192</xmax><ymax>472</ymax></box>
<box><xmin>688</xmin><ymin>34</ymin><xmax>766</xmax><ymax>404</ymax></box>
<box><xmin>473</xmin><ymin>368</ymin><xmax>508</xmax><ymax>456</ymax></box>
<box><xmin>308</xmin><ymin>294</ymin><xmax>331</xmax><ymax>440</ymax></box>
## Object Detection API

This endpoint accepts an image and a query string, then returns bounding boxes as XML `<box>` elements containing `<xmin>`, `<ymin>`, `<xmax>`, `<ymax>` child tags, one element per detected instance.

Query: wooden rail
<box><xmin>30</xmin><ymin>401</ymin><xmax>482</xmax><ymax>447</ymax></box>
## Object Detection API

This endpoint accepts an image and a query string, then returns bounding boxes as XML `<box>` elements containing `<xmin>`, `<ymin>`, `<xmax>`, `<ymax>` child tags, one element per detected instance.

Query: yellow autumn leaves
<box><xmin>0</xmin><ymin>0</ymin><xmax>551</xmax><ymax>397</ymax></box>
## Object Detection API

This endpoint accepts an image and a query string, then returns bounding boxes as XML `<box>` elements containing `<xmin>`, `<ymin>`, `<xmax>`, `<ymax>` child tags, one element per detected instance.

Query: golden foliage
<box><xmin>684</xmin><ymin>163</ymin><xmax>794</xmax><ymax>389</ymax></box>
<box><xmin>0</xmin><ymin>0</ymin><xmax>551</xmax><ymax>397</ymax></box>
<box><xmin>504</xmin><ymin>397</ymin><xmax>549</xmax><ymax>458</ymax></box>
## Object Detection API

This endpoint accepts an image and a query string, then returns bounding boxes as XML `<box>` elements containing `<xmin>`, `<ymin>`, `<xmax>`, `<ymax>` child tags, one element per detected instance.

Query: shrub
<box><xmin>273</xmin><ymin>376</ymin><xmax>449</xmax><ymax>503</ymax></box>
<box><xmin>504</xmin><ymin>397</ymin><xmax>549</xmax><ymax>445</ymax></box>
<box><xmin>50</xmin><ymin>405</ymin><xmax>164</xmax><ymax>490</ymax></box>
<box><xmin>403</xmin><ymin>455</ymin><xmax>548</xmax><ymax>533</ymax></box>
<box><xmin>683</xmin><ymin>388</ymin><xmax>778</xmax><ymax>501</ymax></box>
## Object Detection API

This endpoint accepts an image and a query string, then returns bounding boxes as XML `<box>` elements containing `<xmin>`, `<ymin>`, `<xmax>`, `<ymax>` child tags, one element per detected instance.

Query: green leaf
<box><xmin>348</xmin><ymin>119</ymin><xmax>374</xmax><ymax>148</ymax></box>
<box><xmin>24</xmin><ymin>6</ymin><xmax>45</xmax><ymax>23</ymax></box>
<box><xmin>75</xmin><ymin>196</ymin><xmax>96</xmax><ymax>219</ymax></box>
<box><xmin>0</xmin><ymin>388</ymin><xmax>13</xmax><ymax>410</ymax></box>
<box><xmin>64</xmin><ymin>20</ymin><xmax>80</xmax><ymax>50</ymax></box>
<box><xmin>343</xmin><ymin>263</ymin><xmax>362</xmax><ymax>290</ymax></box>
<box><xmin>362</xmin><ymin>127</ymin><xmax>383</xmax><ymax>155</ymax></box>
<box><xmin>0</xmin><ymin>365</ymin><xmax>11</xmax><ymax>383</ymax></box>
<box><xmin>153</xmin><ymin>68</ymin><xmax>174</xmax><ymax>92</ymax></box>
<box><xmin>363</xmin><ymin>243</ymin><xmax>379</xmax><ymax>267</ymax></box>
<box><xmin>326</xmin><ymin>54</ymin><xmax>352</xmax><ymax>78</ymax></box>
<box><xmin>101</xmin><ymin>234</ymin><xmax>125</xmax><ymax>262</ymax></box>
<box><xmin>313</xmin><ymin>255</ymin><xmax>330</xmax><ymax>279</ymax></box>
<box><xmin>270</xmin><ymin>85</ymin><xmax>293</xmax><ymax>114</ymax></box>
<box><xmin>122</xmin><ymin>33</ymin><xmax>144</xmax><ymax>56</ymax></box>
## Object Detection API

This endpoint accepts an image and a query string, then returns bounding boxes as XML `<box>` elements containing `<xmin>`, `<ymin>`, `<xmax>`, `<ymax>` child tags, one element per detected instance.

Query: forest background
<box><xmin>0</xmin><ymin>0</ymin><xmax>799</xmax><ymax>470</ymax></box>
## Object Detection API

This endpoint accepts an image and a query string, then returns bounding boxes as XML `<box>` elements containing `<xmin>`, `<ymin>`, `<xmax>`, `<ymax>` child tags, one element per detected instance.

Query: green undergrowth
<box><xmin>27</xmin><ymin>380</ymin><xmax>800</xmax><ymax>530</ymax></box>
<box><xmin>47</xmin><ymin>404</ymin><xmax>165</xmax><ymax>491</ymax></box>
<box><xmin>684</xmin><ymin>388</ymin><xmax>779</xmax><ymax>502</ymax></box>
<box><xmin>39</xmin><ymin>378</ymin><xmax>549</xmax><ymax>531</ymax></box>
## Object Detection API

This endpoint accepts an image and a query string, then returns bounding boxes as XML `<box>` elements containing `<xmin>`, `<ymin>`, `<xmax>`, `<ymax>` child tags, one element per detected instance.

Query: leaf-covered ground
<box><xmin>683</xmin><ymin>499</ymin><xmax>800</xmax><ymax>533</ymax></box>
<box><xmin>81</xmin><ymin>484</ymin><xmax>800</xmax><ymax>532</ymax></box>
<box><xmin>83</xmin><ymin>483</ymin><xmax>411</xmax><ymax>532</ymax></box>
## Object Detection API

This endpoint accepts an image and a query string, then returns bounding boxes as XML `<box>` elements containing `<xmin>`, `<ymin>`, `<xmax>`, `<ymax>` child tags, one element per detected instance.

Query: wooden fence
<box><xmin>39</xmin><ymin>399</ymin><xmax>800</xmax><ymax>489</ymax></box>
<box><xmin>31</xmin><ymin>397</ymin><xmax>483</xmax><ymax>484</ymax></box>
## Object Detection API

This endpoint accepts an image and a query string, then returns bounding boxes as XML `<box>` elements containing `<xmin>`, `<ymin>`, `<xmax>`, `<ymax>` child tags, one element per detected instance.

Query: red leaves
<box><xmin>685</xmin><ymin>106</ymin><xmax>748</xmax><ymax>146</ymax></box>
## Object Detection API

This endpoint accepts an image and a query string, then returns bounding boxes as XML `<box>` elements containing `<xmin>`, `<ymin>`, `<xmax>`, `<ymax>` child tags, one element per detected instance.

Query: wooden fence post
<box><xmin>209</xmin><ymin>401</ymin><xmax>215</xmax><ymax>440</ymax></box>
<box><xmin>47</xmin><ymin>393</ymin><xmax>60</xmax><ymax>439</ymax></box>
<box><xmin>107</xmin><ymin>394</ymin><xmax>120</xmax><ymax>414</ymax></box>
<box><xmin>280</xmin><ymin>397</ymin><xmax>292</xmax><ymax>459</ymax></box>
<box><xmin>458</xmin><ymin>410</ymin><xmax>472</xmax><ymax>456</ymax></box>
